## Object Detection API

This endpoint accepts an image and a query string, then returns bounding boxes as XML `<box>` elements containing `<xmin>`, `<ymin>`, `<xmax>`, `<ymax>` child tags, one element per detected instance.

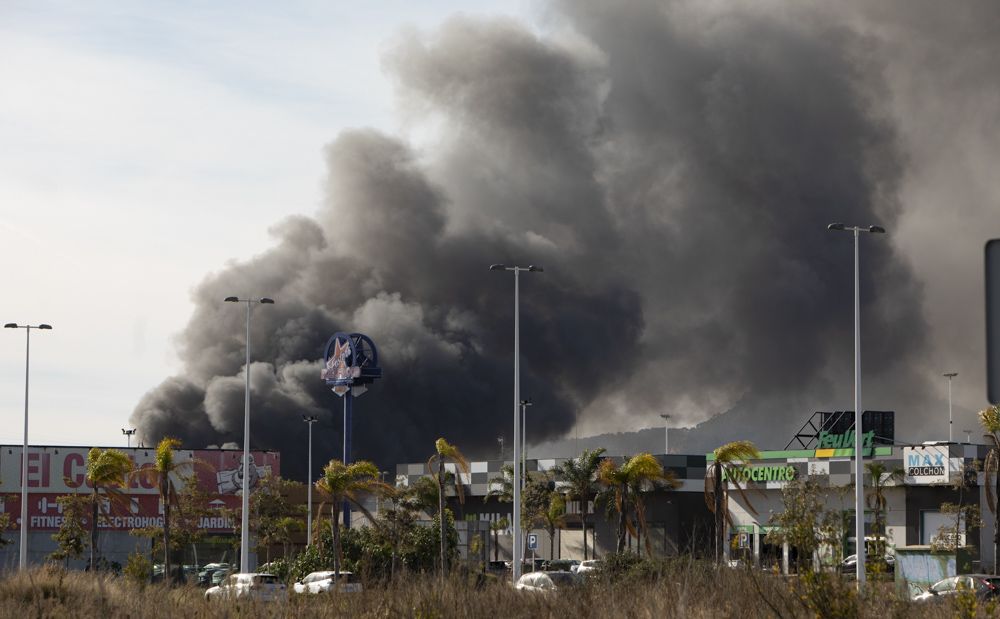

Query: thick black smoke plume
<box><xmin>131</xmin><ymin>0</ymin><xmax>969</xmax><ymax>479</ymax></box>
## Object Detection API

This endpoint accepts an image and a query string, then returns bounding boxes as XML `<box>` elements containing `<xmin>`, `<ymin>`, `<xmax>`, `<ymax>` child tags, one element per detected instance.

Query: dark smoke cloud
<box><xmin>132</xmin><ymin>0</ymin><xmax>994</xmax><ymax>477</ymax></box>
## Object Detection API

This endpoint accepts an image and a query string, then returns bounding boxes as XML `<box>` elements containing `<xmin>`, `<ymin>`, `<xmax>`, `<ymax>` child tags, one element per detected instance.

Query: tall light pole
<box><xmin>302</xmin><ymin>415</ymin><xmax>318</xmax><ymax>545</ymax></box>
<box><xmin>4</xmin><ymin>322</ymin><xmax>52</xmax><ymax>570</ymax></box>
<box><xmin>659</xmin><ymin>414</ymin><xmax>672</xmax><ymax>454</ymax></box>
<box><xmin>122</xmin><ymin>428</ymin><xmax>136</xmax><ymax>448</ymax></box>
<box><xmin>827</xmin><ymin>222</ymin><xmax>885</xmax><ymax>589</ymax></box>
<box><xmin>490</xmin><ymin>263</ymin><xmax>542</xmax><ymax>583</ymax></box>
<box><xmin>518</xmin><ymin>398</ymin><xmax>532</xmax><ymax>557</ymax></box>
<box><xmin>520</xmin><ymin>398</ymin><xmax>533</xmax><ymax>500</ymax></box>
<box><xmin>944</xmin><ymin>373</ymin><xmax>958</xmax><ymax>442</ymax></box>
<box><xmin>224</xmin><ymin>295</ymin><xmax>274</xmax><ymax>573</ymax></box>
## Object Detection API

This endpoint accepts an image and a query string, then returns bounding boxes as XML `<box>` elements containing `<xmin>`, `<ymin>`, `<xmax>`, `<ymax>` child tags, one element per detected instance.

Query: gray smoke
<box><xmin>131</xmin><ymin>1</ymin><xmax>999</xmax><ymax>479</ymax></box>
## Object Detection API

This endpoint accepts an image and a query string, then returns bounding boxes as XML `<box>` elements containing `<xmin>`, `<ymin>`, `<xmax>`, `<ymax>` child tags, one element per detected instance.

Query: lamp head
<box><xmin>260</xmin><ymin>298</ymin><xmax>275</xmax><ymax>304</ymax></box>
<box><xmin>4</xmin><ymin>323</ymin><xmax>17</xmax><ymax>328</ymax></box>
<box><xmin>224</xmin><ymin>296</ymin><xmax>239</xmax><ymax>303</ymax></box>
<box><xmin>528</xmin><ymin>265</ymin><xmax>544</xmax><ymax>272</ymax></box>
<box><xmin>827</xmin><ymin>223</ymin><xmax>846</xmax><ymax>231</ymax></box>
<box><xmin>39</xmin><ymin>324</ymin><xmax>52</xmax><ymax>330</ymax></box>
<box><xmin>489</xmin><ymin>264</ymin><xmax>507</xmax><ymax>271</ymax></box>
<box><xmin>868</xmin><ymin>225</ymin><xmax>886</xmax><ymax>234</ymax></box>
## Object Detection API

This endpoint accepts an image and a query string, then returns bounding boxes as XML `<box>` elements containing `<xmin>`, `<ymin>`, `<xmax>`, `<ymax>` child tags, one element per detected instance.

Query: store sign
<box><xmin>816</xmin><ymin>430</ymin><xmax>875</xmax><ymax>450</ymax></box>
<box><xmin>903</xmin><ymin>446</ymin><xmax>950</xmax><ymax>485</ymax></box>
<box><xmin>723</xmin><ymin>465</ymin><xmax>797</xmax><ymax>483</ymax></box>
<box><xmin>0</xmin><ymin>447</ymin><xmax>280</xmax><ymax>531</ymax></box>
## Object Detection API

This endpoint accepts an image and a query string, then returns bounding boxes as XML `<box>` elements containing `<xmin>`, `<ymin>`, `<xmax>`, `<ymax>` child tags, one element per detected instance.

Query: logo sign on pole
<box><xmin>526</xmin><ymin>534</ymin><xmax>538</xmax><ymax>551</ymax></box>
<box><xmin>987</xmin><ymin>240</ymin><xmax>1000</xmax><ymax>404</ymax></box>
<box><xmin>321</xmin><ymin>332</ymin><xmax>382</xmax><ymax>397</ymax></box>
<box><xmin>903</xmin><ymin>446</ymin><xmax>950</xmax><ymax>485</ymax></box>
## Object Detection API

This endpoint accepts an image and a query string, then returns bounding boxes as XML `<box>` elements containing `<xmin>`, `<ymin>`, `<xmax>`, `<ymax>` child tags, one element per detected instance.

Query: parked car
<box><xmin>912</xmin><ymin>575</ymin><xmax>1000</xmax><ymax>602</ymax></box>
<box><xmin>205</xmin><ymin>573</ymin><xmax>287</xmax><ymax>602</ymax></box>
<box><xmin>486</xmin><ymin>561</ymin><xmax>510</xmax><ymax>575</ymax></box>
<box><xmin>840</xmin><ymin>553</ymin><xmax>894</xmax><ymax>573</ymax></box>
<box><xmin>542</xmin><ymin>559</ymin><xmax>579</xmax><ymax>572</ymax></box>
<box><xmin>197</xmin><ymin>563</ymin><xmax>231</xmax><ymax>587</ymax></box>
<box><xmin>292</xmin><ymin>571</ymin><xmax>363</xmax><ymax>594</ymax></box>
<box><xmin>514</xmin><ymin>570</ymin><xmax>582</xmax><ymax>592</ymax></box>
<box><xmin>575</xmin><ymin>559</ymin><xmax>603</xmax><ymax>575</ymax></box>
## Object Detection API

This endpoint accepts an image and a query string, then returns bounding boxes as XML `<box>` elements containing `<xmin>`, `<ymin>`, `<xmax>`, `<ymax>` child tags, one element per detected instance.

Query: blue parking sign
<box><xmin>527</xmin><ymin>534</ymin><xmax>538</xmax><ymax>550</ymax></box>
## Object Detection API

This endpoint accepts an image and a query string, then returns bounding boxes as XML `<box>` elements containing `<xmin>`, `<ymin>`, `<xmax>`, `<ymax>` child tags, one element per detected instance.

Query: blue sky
<box><xmin>0</xmin><ymin>1</ymin><xmax>532</xmax><ymax>447</ymax></box>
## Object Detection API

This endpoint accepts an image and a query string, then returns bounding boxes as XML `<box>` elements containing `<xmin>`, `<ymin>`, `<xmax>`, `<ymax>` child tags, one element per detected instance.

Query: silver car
<box><xmin>292</xmin><ymin>571</ymin><xmax>363</xmax><ymax>594</ymax></box>
<box><xmin>912</xmin><ymin>575</ymin><xmax>1000</xmax><ymax>602</ymax></box>
<box><xmin>515</xmin><ymin>570</ymin><xmax>582</xmax><ymax>592</ymax></box>
<box><xmin>204</xmin><ymin>573</ymin><xmax>288</xmax><ymax>602</ymax></box>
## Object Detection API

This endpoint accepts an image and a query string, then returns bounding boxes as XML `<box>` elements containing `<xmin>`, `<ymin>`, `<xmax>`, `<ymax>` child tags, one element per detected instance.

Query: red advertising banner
<box><xmin>0</xmin><ymin>446</ymin><xmax>280</xmax><ymax>532</ymax></box>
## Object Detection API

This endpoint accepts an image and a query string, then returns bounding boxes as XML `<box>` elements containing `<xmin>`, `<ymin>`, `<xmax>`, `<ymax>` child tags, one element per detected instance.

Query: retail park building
<box><xmin>0</xmin><ymin>411</ymin><xmax>997</xmax><ymax>573</ymax></box>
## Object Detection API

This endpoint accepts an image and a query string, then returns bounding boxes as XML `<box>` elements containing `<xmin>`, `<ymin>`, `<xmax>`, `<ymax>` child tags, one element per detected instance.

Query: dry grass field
<box><xmin>0</xmin><ymin>562</ymin><xmax>995</xmax><ymax>618</ymax></box>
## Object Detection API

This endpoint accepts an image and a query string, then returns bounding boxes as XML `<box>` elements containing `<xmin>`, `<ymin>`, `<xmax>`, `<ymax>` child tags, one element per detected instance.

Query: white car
<box><xmin>575</xmin><ymin>559</ymin><xmax>603</xmax><ymax>575</ymax></box>
<box><xmin>204</xmin><ymin>573</ymin><xmax>288</xmax><ymax>602</ymax></box>
<box><xmin>514</xmin><ymin>571</ymin><xmax>582</xmax><ymax>592</ymax></box>
<box><xmin>293</xmin><ymin>571</ymin><xmax>363</xmax><ymax>594</ymax></box>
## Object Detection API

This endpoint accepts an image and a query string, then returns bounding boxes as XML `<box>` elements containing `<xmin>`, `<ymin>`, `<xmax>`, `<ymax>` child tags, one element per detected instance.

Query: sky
<box><xmin>2</xmin><ymin>1</ymin><xmax>999</xmax><ymax>466</ymax></box>
<box><xmin>0</xmin><ymin>0</ymin><xmax>532</xmax><ymax>447</ymax></box>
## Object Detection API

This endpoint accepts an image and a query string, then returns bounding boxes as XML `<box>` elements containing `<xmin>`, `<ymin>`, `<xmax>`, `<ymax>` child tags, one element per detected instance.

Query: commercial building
<box><xmin>0</xmin><ymin>445</ymin><xmax>280</xmax><ymax>571</ymax></box>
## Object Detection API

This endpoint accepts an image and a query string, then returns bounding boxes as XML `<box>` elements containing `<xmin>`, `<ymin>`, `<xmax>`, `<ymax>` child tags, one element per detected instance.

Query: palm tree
<box><xmin>597</xmin><ymin>453</ymin><xmax>677</xmax><ymax>555</ymax></box>
<box><xmin>490</xmin><ymin>516</ymin><xmax>509</xmax><ymax>562</ymax></box>
<box><xmin>85</xmin><ymin>447</ymin><xmax>133</xmax><ymax>571</ymax></box>
<box><xmin>980</xmin><ymin>405</ymin><xmax>1000</xmax><ymax>573</ymax></box>
<box><xmin>537</xmin><ymin>492</ymin><xmax>566</xmax><ymax>561</ymax></box>
<box><xmin>315</xmin><ymin>459</ymin><xmax>387</xmax><ymax>580</ymax></box>
<box><xmin>427</xmin><ymin>438</ymin><xmax>469</xmax><ymax>577</ymax></box>
<box><xmin>130</xmin><ymin>437</ymin><xmax>196</xmax><ymax>582</ymax></box>
<box><xmin>553</xmin><ymin>447</ymin><xmax>606</xmax><ymax>560</ymax></box>
<box><xmin>704</xmin><ymin>441</ymin><xmax>761</xmax><ymax>565</ymax></box>
<box><xmin>486</xmin><ymin>463</ymin><xmax>515</xmax><ymax>504</ymax></box>
<box><xmin>865</xmin><ymin>460</ymin><xmax>904</xmax><ymax>561</ymax></box>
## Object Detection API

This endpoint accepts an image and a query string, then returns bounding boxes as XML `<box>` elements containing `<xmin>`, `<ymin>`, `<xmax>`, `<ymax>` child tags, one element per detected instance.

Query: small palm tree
<box><xmin>315</xmin><ymin>459</ymin><xmax>387</xmax><ymax>580</ymax></box>
<box><xmin>427</xmin><ymin>438</ymin><xmax>469</xmax><ymax>577</ymax></box>
<box><xmin>865</xmin><ymin>460</ymin><xmax>904</xmax><ymax>558</ymax></box>
<box><xmin>538</xmin><ymin>492</ymin><xmax>566</xmax><ymax>561</ymax></box>
<box><xmin>490</xmin><ymin>516</ymin><xmax>509</xmax><ymax>562</ymax></box>
<box><xmin>597</xmin><ymin>453</ymin><xmax>677</xmax><ymax>554</ymax></box>
<box><xmin>705</xmin><ymin>441</ymin><xmax>761</xmax><ymax>565</ymax></box>
<box><xmin>130</xmin><ymin>437</ymin><xmax>200</xmax><ymax>582</ymax></box>
<box><xmin>486</xmin><ymin>463</ymin><xmax>515</xmax><ymax>504</ymax></box>
<box><xmin>981</xmin><ymin>405</ymin><xmax>1000</xmax><ymax>573</ymax></box>
<box><xmin>85</xmin><ymin>447</ymin><xmax>133</xmax><ymax>571</ymax></box>
<box><xmin>553</xmin><ymin>447</ymin><xmax>606</xmax><ymax>560</ymax></box>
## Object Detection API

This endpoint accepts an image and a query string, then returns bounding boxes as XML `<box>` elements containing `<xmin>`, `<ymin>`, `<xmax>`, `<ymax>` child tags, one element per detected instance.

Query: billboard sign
<box><xmin>903</xmin><ymin>446</ymin><xmax>950</xmax><ymax>485</ymax></box>
<box><xmin>321</xmin><ymin>332</ymin><xmax>382</xmax><ymax>397</ymax></box>
<box><xmin>0</xmin><ymin>446</ymin><xmax>279</xmax><ymax>532</ymax></box>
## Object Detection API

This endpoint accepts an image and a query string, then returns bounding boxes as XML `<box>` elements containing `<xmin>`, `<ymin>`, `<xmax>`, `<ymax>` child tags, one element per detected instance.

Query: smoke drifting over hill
<box><xmin>130</xmin><ymin>1</ymin><xmax>1000</xmax><ymax>478</ymax></box>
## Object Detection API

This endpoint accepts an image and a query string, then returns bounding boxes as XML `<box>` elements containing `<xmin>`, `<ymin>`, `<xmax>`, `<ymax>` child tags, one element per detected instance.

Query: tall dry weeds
<box><xmin>0</xmin><ymin>563</ymin><xmax>993</xmax><ymax>618</ymax></box>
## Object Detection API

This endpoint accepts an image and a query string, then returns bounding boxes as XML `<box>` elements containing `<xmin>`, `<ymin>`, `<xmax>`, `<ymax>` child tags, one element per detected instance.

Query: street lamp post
<box><xmin>122</xmin><ymin>428</ymin><xmax>136</xmax><ymax>448</ymax></box>
<box><xmin>224</xmin><ymin>296</ymin><xmax>274</xmax><ymax>573</ymax></box>
<box><xmin>944</xmin><ymin>373</ymin><xmax>958</xmax><ymax>442</ymax></box>
<box><xmin>659</xmin><ymin>414</ymin><xmax>672</xmax><ymax>454</ymax></box>
<box><xmin>302</xmin><ymin>415</ymin><xmax>318</xmax><ymax>546</ymax></box>
<box><xmin>520</xmin><ymin>397</ymin><xmax>533</xmax><ymax>546</ymax></box>
<box><xmin>490</xmin><ymin>263</ymin><xmax>542</xmax><ymax>584</ymax></box>
<box><xmin>827</xmin><ymin>222</ymin><xmax>885</xmax><ymax>589</ymax></box>
<box><xmin>4</xmin><ymin>322</ymin><xmax>52</xmax><ymax>570</ymax></box>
